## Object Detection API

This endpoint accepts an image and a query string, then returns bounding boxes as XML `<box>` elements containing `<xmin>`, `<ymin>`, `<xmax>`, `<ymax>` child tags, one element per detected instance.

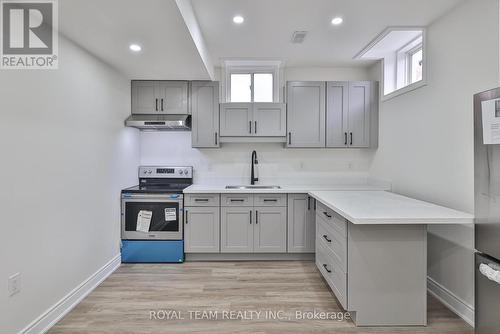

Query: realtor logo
<box><xmin>1</xmin><ymin>0</ymin><xmax>58</xmax><ymax>69</ymax></box>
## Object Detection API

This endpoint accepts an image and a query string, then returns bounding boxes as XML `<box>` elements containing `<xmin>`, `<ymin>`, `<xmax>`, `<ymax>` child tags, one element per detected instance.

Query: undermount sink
<box><xmin>225</xmin><ymin>185</ymin><xmax>281</xmax><ymax>190</ymax></box>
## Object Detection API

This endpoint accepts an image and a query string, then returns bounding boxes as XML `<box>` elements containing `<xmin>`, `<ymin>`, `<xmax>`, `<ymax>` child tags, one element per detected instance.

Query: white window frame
<box><xmin>222</xmin><ymin>60</ymin><xmax>282</xmax><ymax>102</ymax></box>
<box><xmin>407</xmin><ymin>44</ymin><xmax>423</xmax><ymax>84</ymax></box>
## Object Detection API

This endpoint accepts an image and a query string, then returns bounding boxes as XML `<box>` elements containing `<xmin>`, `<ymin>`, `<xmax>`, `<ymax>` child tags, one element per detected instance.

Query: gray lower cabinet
<box><xmin>254</xmin><ymin>207</ymin><xmax>287</xmax><ymax>252</ymax></box>
<box><xmin>220</xmin><ymin>103</ymin><xmax>286</xmax><ymax>138</ymax></box>
<box><xmin>286</xmin><ymin>81</ymin><xmax>326</xmax><ymax>147</ymax></box>
<box><xmin>191</xmin><ymin>81</ymin><xmax>220</xmax><ymax>148</ymax></box>
<box><xmin>184</xmin><ymin>206</ymin><xmax>220</xmax><ymax>253</ymax></box>
<box><xmin>221</xmin><ymin>207</ymin><xmax>254</xmax><ymax>253</ymax></box>
<box><xmin>287</xmin><ymin>194</ymin><xmax>315</xmax><ymax>253</ymax></box>
<box><xmin>326</xmin><ymin>81</ymin><xmax>378</xmax><ymax>148</ymax></box>
<box><xmin>131</xmin><ymin>80</ymin><xmax>188</xmax><ymax>114</ymax></box>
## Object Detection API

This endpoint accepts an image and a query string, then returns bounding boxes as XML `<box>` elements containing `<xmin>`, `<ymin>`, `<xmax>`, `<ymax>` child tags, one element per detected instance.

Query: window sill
<box><xmin>381</xmin><ymin>79</ymin><xmax>427</xmax><ymax>102</ymax></box>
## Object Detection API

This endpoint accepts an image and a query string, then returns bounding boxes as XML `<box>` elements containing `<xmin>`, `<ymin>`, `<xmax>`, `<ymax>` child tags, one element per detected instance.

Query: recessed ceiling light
<box><xmin>331</xmin><ymin>17</ymin><xmax>343</xmax><ymax>25</ymax></box>
<box><xmin>233</xmin><ymin>15</ymin><xmax>244</xmax><ymax>24</ymax></box>
<box><xmin>129</xmin><ymin>44</ymin><xmax>142</xmax><ymax>52</ymax></box>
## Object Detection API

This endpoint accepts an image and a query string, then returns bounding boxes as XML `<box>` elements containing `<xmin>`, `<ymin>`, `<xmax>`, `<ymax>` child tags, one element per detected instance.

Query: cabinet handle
<box><xmin>255</xmin><ymin>210</ymin><xmax>258</xmax><ymax>224</ymax></box>
<box><xmin>307</xmin><ymin>196</ymin><xmax>311</xmax><ymax>210</ymax></box>
<box><xmin>350</xmin><ymin>132</ymin><xmax>353</xmax><ymax>145</ymax></box>
<box><xmin>323</xmin><ymin>264</ymin><xmax>332</xmax><ymax>273</ymax></box>
<box><xmin>161</xmin><ymin>98</ymin><xmax>164</xmax><ymax>111</ymax></box>
<box><xmin>254</xmin><ymin>121</ymin><xmax>257</xmax><ymax>134</ymax></box>
<box><xmin>263</xmin><ymin>199</ymin><xmax>278</xmax><ymax>202</ymax></box>
<box><xmin>194</xmin><ymin>198</ymin><xmax>209</xmax><ymax>202</ymax></box>
<box><xmin>323</xmin><ymin>235</ymin><xmax>332</xmax><ymax>243</ymax></box>
<box><xmin>314</xmin><ymin>199</ymin><xmax>316</xmax><ymax>211</ymax></box>
<box><xmin>215</xmin><ymin>132</ymin><xmax>218</xmax><ymax>145</ymax></box>
<box><xmin>185</xmin><ymin>210</ymin><xmax>188</xmax><ymax>224</ymax></box>
<box><xmin>288</xmin><ymin>132</ymin><xmax>292</xmax><ymax>145</ymax></box>
<box><xmin>230</xmin><ymin>199</ymin><xmax>244</xmax><ymax>202</ymax></box>
<box><xmin>344</xmin><ymin>132</ymin><xmax>347</xmax><ymax>145</ymax></box>
<box><xmin>155</xmin><ymin>98</ymin><xmax>158</xmax><ymax>111</ymax></box>
<box><xmin>250</xmin><ymin>210</ymin><xmax>252</xmax><ymax>224</ymax></box>
<box><xmin>323</xmin><ymin>211</ymin><xmax>332</xmax><ymax>218</ymax></box>
<box><xmin>249</xmin><ymin>121</ymin><xmax>252</xmax><ymax>134</ymax></box>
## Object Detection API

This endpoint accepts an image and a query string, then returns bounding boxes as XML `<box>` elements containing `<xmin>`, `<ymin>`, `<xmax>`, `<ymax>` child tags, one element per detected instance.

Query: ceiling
<box><xmin>58</xmin><ymin>0</ymin><xmax>465</xmax><ymax>79</ymax></box>
<box><xmin>59</xmin><ymin>0</ymin><xmax>211</xmax><ymax>79</ymax></box>
<box><xmin>191</xmin><ymin>0</ymin><xmax>465</xmax><ymax>67</ymax></box>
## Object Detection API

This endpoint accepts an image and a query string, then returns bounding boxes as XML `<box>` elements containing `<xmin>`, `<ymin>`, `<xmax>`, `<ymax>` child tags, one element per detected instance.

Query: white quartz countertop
<box><xmin>308</xmin><ymin>190</ymin><xmax>474</xmax><ymax>225</ymax></box>
<box><xmin>183</xmin><ymin>184</ymin><xmax>389</xmax><ymax>194</ymax></box>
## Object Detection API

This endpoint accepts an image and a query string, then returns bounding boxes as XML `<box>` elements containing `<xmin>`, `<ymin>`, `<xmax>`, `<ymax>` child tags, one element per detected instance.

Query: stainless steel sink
<box><xmin>225</xmin><ymin>185</ymin><xmax>281</xmax><ymax>190</ymax></box>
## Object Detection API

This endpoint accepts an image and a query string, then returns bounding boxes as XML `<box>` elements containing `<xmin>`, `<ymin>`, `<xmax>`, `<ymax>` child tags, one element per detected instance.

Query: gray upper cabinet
<box><xmin>286</xmin><ymin>81</ymin><xmax>326</xmax><ymax>147</ymax></box>
<box><xmin>220</xmin><ymin>103</ymin><xmax>286</xmax><ymax>138</ymax></box>
<box><xmin>254</xmin><ymin>207</ymin><xmax>287</xmax><ymax>253</ymax></box>
<box><xmin>191</xmin><ymin>81</ymin><xmax>220</xmax><ymax>148</ymax></box>
<box><xmin>287</xmin><ymin>194</ymin><xmax>315</xmax><ymax>253</ymax></box>
<box><xmin>184</xmin><ymin>206</ymin><xmax>220</xmax><ymax>253</ymax></box>
<box><xmin>221</xmin><ymin>207</ymin><xmax>254</xmax><ymax>253</ymax></box>
<box><xmin>326</xmin><ymin>81</ymin><xmax>378</xmax><ymax>148</ymax></box>
<box><xmin>220</xmin><ymin>103</ymin><xmax>253</xmax><ymax>136</ymax></box>
<box><xmin>131</xmin><ymin>80</ymin><xmax>188</xmax><ymax>115</ymax></box>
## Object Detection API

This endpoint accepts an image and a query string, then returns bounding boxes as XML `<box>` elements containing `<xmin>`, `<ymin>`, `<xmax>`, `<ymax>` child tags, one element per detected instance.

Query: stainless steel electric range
<box><xmin>120</xmin><ymin>166</ymin><xmax>192</xmax><ymax>263</ymax></box>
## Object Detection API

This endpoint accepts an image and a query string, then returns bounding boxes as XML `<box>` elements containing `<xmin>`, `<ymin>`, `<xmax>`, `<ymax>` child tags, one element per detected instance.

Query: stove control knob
<box><xmin>184</xmin><ymin>169</ymin><xmax>189</xmax><ymax>175</ymax></box>
<box><xmin>179</xmin><ymin>170</ymin><xmax>184</xmax><ymax>175</ymax></box>
<box><xmin>148</xmin><ymin>170</ymin><xmax>152</xmax><ymax>174</ymax></box>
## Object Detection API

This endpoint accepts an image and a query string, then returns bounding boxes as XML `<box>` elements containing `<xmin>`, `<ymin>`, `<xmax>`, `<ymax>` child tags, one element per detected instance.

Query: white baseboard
<box><xmin>20</xmin><ymin>254</ymin><xmax>121</xmax><ymax>334</ymax></box>
<box><xmin>427</xmin><ymin>276</ymin><xmax>474</xmax><ymax>327</ymax></box>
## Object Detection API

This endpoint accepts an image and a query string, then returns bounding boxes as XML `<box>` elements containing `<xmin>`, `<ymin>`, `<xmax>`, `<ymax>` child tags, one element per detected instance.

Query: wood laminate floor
<box><xmin>50</xmin><ymin>261</ymin><xmax>473</xmax><ymax>334</ymax></box>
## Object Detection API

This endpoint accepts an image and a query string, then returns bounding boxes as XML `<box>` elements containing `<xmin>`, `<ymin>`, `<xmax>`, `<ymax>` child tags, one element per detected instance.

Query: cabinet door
<box><xmin>254</xmin><ymin>207</ymin><xmax>287</xmax><ymax>253</ymax></box>
<box><xmin>221</xmin><ymin>207</ymin><xmax>254</xmax><ymax>252</ymax></box>
<box><xmin>184</xmin><ymin>207</ymin><xmax>220</xmax><ymax>253</ymax></box>
<box><xmin>326</xmin><ymin>82</ymin><xmax>349</xmax><ymax>148</ymax></box>
<box><xmin>191</xmin><ymin>81</ymin><xmax>220</xmax><ymax>148</ymax></box>
<box><xmin>347</xmin><ymin>81</ymin><xmax>371</xmax><ymax>148</ymax></box>
<box><xmin>253</xmin><ymin>103</ymin><xmax>286</xmax><ymax>137</ymax></box>
<box><xmin>156</xmin><ymin>81</ymin><xmax>188</xmax><ymax>114</ymax></box>
<box><xmin>287</xmin><ymin>194</ymin><xmax>315</xmax><ymax>253</ymax></box>
<box><xmin>131</xmin><ymin>81</ymin><xmax>158</xmax><ymax>114</ymax></box>
<box><xmin>220</xmin><ymin>103</ymin><xmax>253</xmax><ymax>136</ymax></box>
<box><xmin>286</xmin><ymin>81</ymin><xmax>326</xmax><ymax>147</ymax></box>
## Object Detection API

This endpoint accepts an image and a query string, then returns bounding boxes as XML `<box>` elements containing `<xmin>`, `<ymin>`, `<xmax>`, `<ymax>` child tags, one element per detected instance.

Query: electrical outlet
<box><xmin>8</xmin><ymin>273</ymin><xmax>21</xmax><ymax>296</ymax></box>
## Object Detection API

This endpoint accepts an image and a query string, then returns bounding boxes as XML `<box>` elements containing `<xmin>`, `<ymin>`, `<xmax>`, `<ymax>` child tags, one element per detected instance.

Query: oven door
<box><xmin>121</xmin><ymin>193</ymin><xmax>183</xmax><ymax>240</ymax></box>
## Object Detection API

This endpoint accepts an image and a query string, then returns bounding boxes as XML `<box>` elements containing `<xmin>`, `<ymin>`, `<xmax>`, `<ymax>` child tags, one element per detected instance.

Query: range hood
<box><xmin>125</xmin><ymin>114</ymin><xmax>191</xmax><ymax>131</ymax></box>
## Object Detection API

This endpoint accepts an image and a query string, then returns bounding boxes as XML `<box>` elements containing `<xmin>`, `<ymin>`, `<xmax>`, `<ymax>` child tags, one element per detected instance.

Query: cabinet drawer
<box><xmin>221</xmin><ymin>194</ymin><xmax>254</xmax><ymax>206</ymax></box>
<box><xmin>184</xmin><ymin>194</ymin><xmax>220</xmax><ymax>207</ymax></box>
<box><xmin>316</xmin><ymin>202</ymin><xmax>347</xmax><ymax>236</ymax></box>
<box><xmin>316</xmin><ymin>242</ymin><xmax>347</xmax><ymax>309</ymax></box>
<box><xmin>254</xmin><ymin>194</ymin><xmax>286</xmax><ymax>206</ymax></box>
<box><xmin>317</xmin><ymin>218</ymin><xmax>347</xmax><ymax>272</ymax></box>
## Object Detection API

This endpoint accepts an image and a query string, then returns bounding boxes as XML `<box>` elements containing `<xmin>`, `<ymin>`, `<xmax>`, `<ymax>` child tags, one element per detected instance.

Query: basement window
<box><xmin>223</xmin><ymin>60</ymin><xmax>282</xmax><ymax>102</ymax></box>
<box><xmin>355</xmin><ymin>27</ymin><xmax>427</xmax><ymax>100</ymax></box>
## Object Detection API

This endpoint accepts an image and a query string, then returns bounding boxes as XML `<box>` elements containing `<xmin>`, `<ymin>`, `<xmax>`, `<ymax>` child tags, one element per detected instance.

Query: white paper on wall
<box><xmin>481</xmin><ymin>98</ymin><xmax>500</xmax><ymax>144</ymax></box>
<box><xmin>165</xmin><ymin>208</ymin><xmax>177</xmax><ymax>221</ymax></box>
<box><xmin>136</xmin><ymin>210</ymin><xmax>152</xmax><ymax>233</ymax></box>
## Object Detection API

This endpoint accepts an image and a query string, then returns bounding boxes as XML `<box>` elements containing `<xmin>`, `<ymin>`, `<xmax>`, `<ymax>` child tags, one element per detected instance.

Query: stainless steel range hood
<box><xmin>125</xmin><ymin>114</ymin><xmax>191</xmax><ymax>131</ymax></box>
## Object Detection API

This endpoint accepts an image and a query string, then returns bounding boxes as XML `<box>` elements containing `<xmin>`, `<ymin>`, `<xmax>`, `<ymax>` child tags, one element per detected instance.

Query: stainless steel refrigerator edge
<box><xmin>474</xmin><ymin>87</ymin><xmax>500</xmax><ymax>334</ymax></box>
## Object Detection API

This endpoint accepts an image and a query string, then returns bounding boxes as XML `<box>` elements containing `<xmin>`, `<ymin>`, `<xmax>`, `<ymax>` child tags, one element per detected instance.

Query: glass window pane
<box><xmin>254</xmin><ymin>73</ymin><xmax>273</xmax><ymax>102</ymax></box>
<box><xmin>411</xmin><ymin>49</ymin><xmax>423</xmax><ymax>83</ymax></box>
<box><xmin>230</xmin><ymin>74</ymin><xmax>251</xmax><ymax>102</ymax></box>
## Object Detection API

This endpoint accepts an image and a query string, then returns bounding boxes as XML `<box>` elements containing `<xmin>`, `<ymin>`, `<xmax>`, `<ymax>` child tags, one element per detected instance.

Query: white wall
<box><xmin>0</xmin><ymin>36</ymin><xmax>140</xmax><ymax>333</ymax></box>
<box><xmin>369</xmin><ymin>0</ymin><xmax>499</xmax><ymax>309</ymax></box>
<box><xmin>141</xmin><ymin>66</ymin><xmax>376</xmax><ymax>185</ymax></box>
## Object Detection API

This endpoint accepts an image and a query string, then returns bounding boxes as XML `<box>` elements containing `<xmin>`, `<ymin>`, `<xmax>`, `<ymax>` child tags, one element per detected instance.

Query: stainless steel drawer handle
<box><xmin>263</xmin><ymin>199</ymin><xmax>278</xmax><ymax>202</ymax></box>
<box><xmin>323</xmin><ymin>264</ymin><xmax>332</xmax><ymax>273</ymax></box>
<box><xmin>230</xmin><ymin>199</ymin><xmax>245</xmax><ymax>202</ymax></box>
<box><xmin>323</xmin><ymin>212</ymin><xmax>332</xmax><ymax>218</ymax></box>
<box><xmin>323</xmin><ymin>235</ymin><xmax>332</xmax><ymax>243</ymax></box>
<box><xmin>479</xmin><ymin>263</ymin><xmax>500</xmax><ymax>284</ymax></box>
<box><xmin>194</xmin><ymin>199</ymin><xmax>209</xmax><ymax>202</ymax></box>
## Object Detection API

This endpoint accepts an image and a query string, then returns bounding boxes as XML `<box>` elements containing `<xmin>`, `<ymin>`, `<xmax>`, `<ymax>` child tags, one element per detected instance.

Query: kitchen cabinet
<box><xmin>286</xmin><ymin>81</ymin><xmax>326</xmax><ymax>147</ymax></box>
<box><xmin>219</xmin><ymin>103</ymin><xmax>286</xmax><ymax>138</ymax></box>
<box><xmin>190</xmin><ymin>81</ymin><xmax>220</xmax><ymax>148</ymax></box>
<box><xmin>326</xmin><ymin>81</ymin><xmax>378</xmax><ymax>148</ymax></box>
<box><xmin>184</xmin><ymin>206</ymin><xmax>220</xmax><ymax>253</ymax></box>
<box><xmin>220</xmin><ymin>194</ymin><xmax>287</xmax><ymax>253</ymax></box>
<box><xmin>221</xmin><ymin>207</ymin><xmax>254</xmax><ymax>253</ymax></box>
<box><xmin>287</xmin><ymin>194</ymin><xmax>315</xmax><ymax>253</ymax></box>
<box><xmin>254</xmin><ymin>207</ymin><xmax>287</xmax><ymax>252</ymax></box>
<box><xmin>131</xmin><ymin>80</ymin><xmax>188</xmax><ymax>114</ymax></box>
